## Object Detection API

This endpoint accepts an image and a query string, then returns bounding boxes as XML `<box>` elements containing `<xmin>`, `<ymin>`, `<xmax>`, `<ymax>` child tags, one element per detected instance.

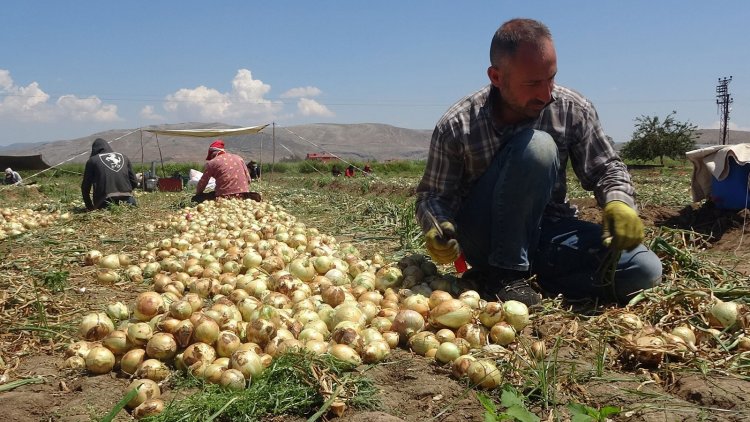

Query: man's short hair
<box><xmin>490</xmin><ymin>18</ymin><xmax>552</xmax><ymax>68</ymax></box>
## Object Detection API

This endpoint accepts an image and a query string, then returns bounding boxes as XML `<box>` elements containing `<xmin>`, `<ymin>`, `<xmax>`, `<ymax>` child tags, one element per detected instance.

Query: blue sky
<box><xmin>1</xmin><ymin>1</ymin><xmax>748</xmax><ymax>146</ymax></box>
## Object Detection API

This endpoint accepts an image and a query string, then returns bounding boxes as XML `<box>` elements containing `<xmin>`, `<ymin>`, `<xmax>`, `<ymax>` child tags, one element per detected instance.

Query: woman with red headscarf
<box><xmin>195</xmin><ymin>139</ymin><xmax>252</xmax><ymax>200</ymax></box>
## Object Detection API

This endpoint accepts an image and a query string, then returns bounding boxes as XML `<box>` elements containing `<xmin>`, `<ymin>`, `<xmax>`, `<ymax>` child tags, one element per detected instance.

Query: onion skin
<box><xmin>429</xmin><ymin>299</ymin><xmax>473</xmax><ymax>329</ymax></box>
<box><xmin>133</xmin><ymin>398</ymin><xmax>165</xmax><ymax>420</ymax></box>
<box><xmin>391</xmin><ymin>310</ymin><xmax>425</xmax><ymax>341</ymax></box>
<box><xmin>85</xmin><ymin>346</ymin><xmax>116</xmax><ymax>374</ymax></box>
<box><xmin>467</xmin><ymin>360</ymin><xmax>501</xmax><ymax>389</ymax></box>
<box><xmin>126</xmin><ymin>379</ymin><xmax>161</xmax><ymax>410</ymax></box>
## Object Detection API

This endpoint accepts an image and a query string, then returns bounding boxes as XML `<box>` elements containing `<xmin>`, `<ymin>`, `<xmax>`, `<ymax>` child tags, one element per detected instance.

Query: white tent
<box><xmin>144</xmin><ymin>125</ymin><xmax>268</xmax><ymax>138</ymax></box>
<box><xmin>141</xmin><ymin>124</ymin><xmax>270</xmax><ymax>177</ymax></box>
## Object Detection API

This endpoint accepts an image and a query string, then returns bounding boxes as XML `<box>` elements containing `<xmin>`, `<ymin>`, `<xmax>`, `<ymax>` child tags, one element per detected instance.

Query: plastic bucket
<box><xmin>710</xmin><ymin>157</ymin><xmax>750</xmax><ymax>210</ymax></box>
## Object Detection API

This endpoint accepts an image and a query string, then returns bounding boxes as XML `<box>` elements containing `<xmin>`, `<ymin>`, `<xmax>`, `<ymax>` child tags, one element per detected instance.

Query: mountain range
<box><xmin>0</xmin><ymin>123</ymin><xmax>747</xmax><ymax>167</ymax></box>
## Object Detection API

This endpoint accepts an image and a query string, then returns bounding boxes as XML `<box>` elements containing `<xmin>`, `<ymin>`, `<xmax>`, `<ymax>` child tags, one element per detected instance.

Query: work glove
<box><xmin>602</xmin><ymin>200</ymin><xmax>644</xmax><ymax>251</ymax></box>
<box><xmin>425</xmin><ymin>221</ymin><xmax>460</xmax><ymax>265</ymax></box>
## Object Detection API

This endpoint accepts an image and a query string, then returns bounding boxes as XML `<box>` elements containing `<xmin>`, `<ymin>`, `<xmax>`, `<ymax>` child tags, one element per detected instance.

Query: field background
<box><xmin>1</xmin><ymin>160</ymin><xmax>750</xmax><ymax>422</ymax></box>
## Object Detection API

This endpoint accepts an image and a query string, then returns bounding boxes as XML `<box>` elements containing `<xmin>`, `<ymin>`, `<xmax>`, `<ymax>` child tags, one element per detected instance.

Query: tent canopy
<box><xmin>0</xmin><ymin>154</ymin><xmax>51</xmax><ymax>170</ymax></box>
<box><xmin>144</xmin><ymin>125</ymin><xmax>268</xmax><ymax>138</ymax></box>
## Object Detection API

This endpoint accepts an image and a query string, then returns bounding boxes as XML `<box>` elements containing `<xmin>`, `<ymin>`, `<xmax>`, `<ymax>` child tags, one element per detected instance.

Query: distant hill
<box><xmin>0</xmin><ymin>123</ymin><xmax>433</xmax><ymax>166</ymax></box>
<box><xmin>693</xmin><ymin>129</ymin><xmax>750</xmax><ymax>147</ymax></box>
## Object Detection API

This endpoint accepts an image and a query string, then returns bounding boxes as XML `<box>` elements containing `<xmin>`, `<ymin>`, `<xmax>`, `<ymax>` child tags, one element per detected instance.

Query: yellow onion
<box><xmin>502</xmin><ymin>300</ymin><xmax>530</xmax><ymax>332</ymax></box>
<box><xmin>173</xmin><ymin>319</ymin><xmax>194</xmax><ymax>348</ymax></box>
<box><xmin>375</xmin><ymin>265</ymin><xmax>403</xmax><ymax>291</ymax></box>
<box><xmin>216</xmin><ymin>331</ymin><xmax>242</xmax><ymax>358</ymax></box>
<box><xmin>66</xmin><ymin>340</ymin><xmax>93</xmax><ymax>358</ymax></box>
<box><xmin>121</xmin><ymin>348</ymin><xmax>146</xmax><ymax>375</ymax></box>
<box><xmin>230</xmin><ymin>349</ymin><xmax>263</xmax><ymax>380</ymax></box>
<box><xmin>79</xmin><ymin>312</ymin><xmax>115</xmax><ymax>341</ymax></box>
<box><xmin>456</xmin><ymin>323</ymin><xmax>489</xmax><ymax>350</ymax></box>
<box><xmin>435</xmin><ymin>342</ymin><xmax>461</xmax><ymax>364</ymax></box>
<box><xmin>127</xmin><ymin>322</ymin><xmax>153</xmax><ymax>347</ymax></box>
<box><xmin>137</xmin><ymin>358</ymin><xmax>171</xmax><ymax>382</ymax></box>
<box><xmin>126</xmin><ymin>378</ymin><xmax>161</xmax><ymax>409</ymax></box>
<box><xmin>451</xmin><ymin>354</ymin><xmax>477</xmax><ymax>378</ymax></box>
<box><xmin>133</xmin><ymin>398</ymin><xmax>165</xmax><ymax>420</ymax></box>
<box><xmin>670</xmin><ymin>325</ymin><xmax>697</xmax><ymax>349</ymax></box>
<box><xmin>99</xmin><ymin>253</ymin><xmax>121</xmax><ymax>269</ymax></box>
<box><xmin>182</xmin><ymin>342</ymin><xmax>217</xmax><ymax>368</ymax></box>
<box><xmin>429</xmin><ymin>299</ymin><xmax>472</xmax><ymax>329</ymax></box>
<box><xmin>84</xmin><ymin>249</ymin><xmax>102</xmax><ymax>266</ymax></box>
<box><xmin>408</xmin><ymin>332</ymin><xmax>441</xmax><ymax>356</ymax></box>
<box><xmin>434</xmin><ymin>328</ymin><xmax>456</xmax><ymax>344</ymax></box>
<box><xmin>328</xmin><ymin>344</ymin><xmax>362</xmax><ymax>367</ymax></box>
<box><xmin>102</xmin><ymin>330</ymin><xmax>131</xmax><ymax>356</ymax></box>
<box><xmin>96</xmin><ymin>268</ymin><xmax>121</xmax><ymax>284</ymax></box>
<box><xmin>467</xmin><ymin>360</ymin><xmax>501</xmax><ymax>389</ymax></box>
<box><xmin>478</xmin><ymin>302</ymin><xmax>504</xmax><ymax>328</ymax></box>
<box><xmin>490</xmin><ymin>322</ymin><xmax>516</xmax><ymax>346</ymax></box>
<box><xmin>219</xmin><ymin>368</ymin><xmax>247</xmax><ymax>390</ymax></box>
<box><xmin>361</xmin><ymin>339</ymin><xmax>391</xmax><ymax>363</ymax></box>
<box><xmin>169</xmin><ymin>300</ymin><xmax>194</xmax><ymax>320</ymax></box>
<box><xmin>146</xmin><ymin>332</ymin><xmax>177</xmax><ymax>361</ymax></box>
<box><xmin>133</xmin><ymin>292</ymin><xmax>165</xmax><ymax>322</ymax></box>
<box><xmin>391</xmin><ymin>309</ymin><xmax>425</xmax><ymax>340</ymax></box>
<box><xmin>530</xmin><ymin>340</ymin><xmax>547</xmax><ymax>361</ymax></box>
<box><xmin>633</xmin><ymin>335</ymin><xmax>665</xmax><ymax>366</ymax></box>
<box><xmin>331</xmin><ymin>325</ymin><xmax>363</xmax><ymax>350</ymax></box>
<box><xmin>382</xmin><ymin>331</ymin><xmax>400</xmax><ymax>349</ymax></box>
<box><xmin>710</xmin><ymin>300</ymin><xmax>739</xmax><ymax>328</ymax></box>
<box><xmin>458</xmin><ymin>290</ymin><xmax>481</xmax><ymax>309</ymax></box>
<box><xmin>85</xmin><ymin>346</ymin><xmax>116</xmax><ymax>374</ymax></box>
<box><xmin>304</xmin><ymin>340</ymin><xmax>329</xmax><ymax>355</ymax></box>
<box><xmin>105</xmin><ymin>302</ymin><xmax>130</xmax><ymax>321</ymax></box>
<box><xmin>65</xmin><ymin>355</ymin><xmax>86</xmax><ymax>370</ymax></box>
<box><xmin>193</xmin><ymin>316</ymin><xmax>220</xmax><ymax>345</ymax></box>
<box><xmin>617</xmin><ymin>313</ymin><xmax>644</xmax><ymax>330</ymax></box>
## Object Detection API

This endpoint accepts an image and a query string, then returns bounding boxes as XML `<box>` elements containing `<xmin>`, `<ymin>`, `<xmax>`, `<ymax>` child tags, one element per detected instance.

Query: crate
<box><xmin>157</xmin><ymin>177</ymin><xmax>183</xmax><ymax>192</ymax></box>
<box><xmin>710</xmin><ymin>157</ymin><xmax>750</xmax><ymax>210</ymax></box>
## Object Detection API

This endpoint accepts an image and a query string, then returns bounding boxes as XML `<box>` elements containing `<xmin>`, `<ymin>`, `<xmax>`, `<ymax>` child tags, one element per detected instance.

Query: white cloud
<box><xmin>162</xmin><ymin>69</ymin><xmax>282</xmax><ymax>121</ymax></box>
<box><xmin>281</xmin><ymin>86</ymin><xmax>322</xmax><ymax>98</ymax></box>
<box><xmin>0</xmin><ymin>68</ymin><xmax>120</xmax><ymax>122</ymax></box>
<box><xmin>297</xmin><ymin>98</ymin><xmax>334</xmax><ymax>117</ymax></box>
<box><xmin>56</xmin><ymin>95</ymin><xmax>120</xmax><ymax>122</ymax></box>
<box><xmin>140</xmin><ymin>105</ymin><xmax>165</xmax><ymax>121</ymax></box>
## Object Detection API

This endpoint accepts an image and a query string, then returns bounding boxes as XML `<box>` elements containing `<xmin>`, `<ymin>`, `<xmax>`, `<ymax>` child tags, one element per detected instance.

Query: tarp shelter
<box><xmin>141</xmin><ymin>124</ymin><xmax>269</xmax><ymax>177</ymax></box>
<box><xmin>0</xmin><ymin>154</ymin><xmax>51</xmax><ymax>170</ymax></box>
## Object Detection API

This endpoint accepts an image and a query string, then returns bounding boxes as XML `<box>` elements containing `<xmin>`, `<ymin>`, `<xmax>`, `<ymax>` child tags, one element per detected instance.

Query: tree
<box><xmin>620</xmin><ymin>111</ymin><xmax>697</xmax><ymax>165</ymax></box>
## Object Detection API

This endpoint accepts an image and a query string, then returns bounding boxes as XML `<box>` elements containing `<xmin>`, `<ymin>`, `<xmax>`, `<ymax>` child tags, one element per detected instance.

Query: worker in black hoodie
<box><xmin>81</xmin><ymin>138</ymin><xmax>138</xmax><ymax>210</ymax></box>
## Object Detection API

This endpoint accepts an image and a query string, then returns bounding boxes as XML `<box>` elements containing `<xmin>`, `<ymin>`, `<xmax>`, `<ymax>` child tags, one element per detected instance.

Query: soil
<box><xmin>1</xmin><ymin>188</ymin><xmax>750</xmax><ymax>421</ymax></box>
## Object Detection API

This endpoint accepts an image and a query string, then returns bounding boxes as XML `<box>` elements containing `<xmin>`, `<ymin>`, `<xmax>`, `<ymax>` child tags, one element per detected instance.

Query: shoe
<box><xmin>494</xmin><ymin>278</ymin><xmax>542</xmax><ymax>307</ymax></box>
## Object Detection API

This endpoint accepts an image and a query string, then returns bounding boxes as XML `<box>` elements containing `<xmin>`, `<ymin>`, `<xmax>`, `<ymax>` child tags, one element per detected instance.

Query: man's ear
<box><xmin>487</xmin><ymin>65</ymin><xmax>503</xmax><ymax>88</ymax></box>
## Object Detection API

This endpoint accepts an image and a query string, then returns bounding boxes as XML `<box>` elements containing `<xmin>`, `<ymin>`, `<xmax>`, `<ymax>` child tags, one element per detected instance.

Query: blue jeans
<box><xmin>456</xmin><ymin>129</ymin><xmax>662</xmax><ymax>304</ymax></box>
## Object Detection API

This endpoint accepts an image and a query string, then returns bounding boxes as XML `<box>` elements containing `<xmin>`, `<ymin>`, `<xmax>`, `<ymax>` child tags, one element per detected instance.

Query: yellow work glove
<box><xmin>602</xmin><ymin>200</ymin><xmax>644</xmax><ymax>251</ymax></box>
<box><xmin>425</xmin><ymin>221</ymin><xmax>460</xmax><ymax>265</ymax></box>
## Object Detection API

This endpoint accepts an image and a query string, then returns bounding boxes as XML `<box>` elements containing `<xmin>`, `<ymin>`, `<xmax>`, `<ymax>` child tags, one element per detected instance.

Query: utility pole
<box><xmin>716</xmin><ymin>76</ymin><xmax>733</xmax><ymax>145</ymax></box>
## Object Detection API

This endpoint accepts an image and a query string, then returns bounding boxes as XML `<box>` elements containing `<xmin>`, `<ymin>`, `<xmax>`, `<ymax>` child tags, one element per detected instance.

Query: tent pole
<box><xmin>155</xmin><ymin>134</ymin><xmax>166</xmax><ymax>177</ymax></box>
<box><xmin>271</xmin><ymin>122</ymin><xmax>276</xmax><ymax>181</ymax></box>
<box><xmin>258</xmin><ymin>128</ymin><xmax>263</xmax><ymax>181</ymax></box>
<box><xmin>140</xmin><ymin>129</ymin><xmax>144</xmax><ymax>171</ymax></box>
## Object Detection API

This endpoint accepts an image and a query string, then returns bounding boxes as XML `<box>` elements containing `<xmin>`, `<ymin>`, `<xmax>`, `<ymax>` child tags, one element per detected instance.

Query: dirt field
<box><xmin>1</xmin><ymin>172</ymin><xmax>749</xmax><ymax>422</ymax></box>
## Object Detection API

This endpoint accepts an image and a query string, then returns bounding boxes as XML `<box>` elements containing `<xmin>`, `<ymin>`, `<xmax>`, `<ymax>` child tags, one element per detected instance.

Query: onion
<box><xmin>126</xmin><ymin>379</ymin><xmax>161</xmax><ymax>409</ymax></box>
<box><xmin>193</xmin><ymin>316</ymin><xmax>220</xmax><ymax>345</ymax></box>
<box><xmin>382</xmin><ymin>331</ymin><xmax>400</xmax><ymax>349</ymax></box>
<box><xmin>670</xmin><ymin>325</ymin><xmax>697</xmax><ymax>348</ymax></box>
<box><xmin>230</xmin><ymin>349</ymin><xmax>263</xmax><ymax>380</ymax></box>
<box><xmin>216</xmin><ymin>331</ymin><xmax>242</xmax><ymax>358</ymax></box>
<box><xmin>478</xmin><ymin>302</ymin><xmax>504</xmax><ymax>328</ymax></box>
<box><xmin>369</xmin><ymin>317</ymin><xmax>392</xmax><ymax>333</ymax></box>
<box><xmin>169</xmin><ymin>300</ymin><xmax>194</xmax><ymax>320</ymax></box>
<box><xmin>429</xmin><ymin>299</ymin><xmax>472</xmax><ymax>329</ymax></box>
<box><xmin>66</xmin><ymin>340</ymin><xmax>93</xmax><ymax>358</ymax></box>
<box><xmin>289</xmin><ymin>258</ymin><xmax>316</xmax><ymax>282</ymax></box>
<box><xmin>220</xmin><ymin>368</ymin><xmax>247</xmax><ymax>390</ymax></box>
<box><xmin>391</xmin><ymin>309</ymin><xmax>425</xmax><ymax>341</ymax></box>
<box><xmin>459</xmin><ymin>290</ymin><xmax>481</xmax><ymax>310</ymax></box>
<box><xmin>133</xmin><ymin>292</ymin><xmax>165</xmax><ymax>322</ymax></box>
<box><xmin>121</xmin><ymin>348</ymin><xmax>146</xmax><ymax>375</ymax></box>
<box><xmin>84</xmin><ymin>249</ymin><xmax>102</xmax><ymax>266</ymax></box>
<box><xmin>182</xmin><ymin>342</ymin><xmax>217</xmax><ymax>368</ymax></box>
<box><xmin>85</xmin><ymin>346</ymin><xmax>116</xmax><ymax>374</ymax></box>
<box><xmin>451</xmin><ymin>354</ymin><xmax>477</xmax><ymax>378</ymax></box>
<box><xmin>328</xmin><ymin>344</ymin><xmax>362</xmax><ymax>367</ymax></box>
<box><xmin>332</xmin><ymin>304</ymin><xmax>366</xmax><ymax>329</ymax></box>
<box><xmin>173</xmin><ymin>319</ymin><xmax>194</xmax><ymax>348</ymax></box>
<box><xmin>375</xmin><ymin>266</ymin><xmax>403</xmax><ymax>291</ymax></box>
<box><xmin>79</xmin><ymin>312</ymin><xmax>115</xmax><ymax>341</ymax></box>
<box><xmin>435</xmin><ymin>328</ymin><xmax>456</xmax><ymax>344</ymax></box>
<box><xmin>305</xmin><ymin>340</ymin><xmax>329</xmax><ymax>355</ymax></box>
<box><xmin>710</xmin><ymin>300</ymin><xmax>739</xmax><ymax>328</ymax></box>
<box><xmin>617</xmin><ymin>313</ymin><xmax>644</xmax><ymax>330</ymax></box>
<box><xmin>633</xmin><ymin>335</ymin><xmax>665</xmax><ymax>366</ymax></box>
<box><xmin>332</xmin><ymin>325</ymin><xmax>363</xmax><ymax>350</ymax></box>
<box><xmin>408</xmin><ymin>332</ymin><xmax>440</xmax><ymax>356</ymax></box>
<box><xmin>435</xmin><ymin>342</ymin><xmax>461</xmax><ymax>364</ymax></box>
<box><xmin>456</xmin><ymin>323</ymin><xmax>489</xmax><ymax>350</ymax></box>
<box><xmin>105</xmin><ymin>302</ymin><xmax>130</xmax><ymax>321</ymax></box>
<box><xmin>127</xmin><ymin>322</ymin><xmax>153</xmax><ymax>347</ymax></box>
<box><xmin>490</xmin><ymin>322</ymin><xmax>516</xmax><ymax>346</ymax></box>
<box><xmin>502</xmin><ymin>300</ymin><xmax>530</xmax><ymax>332</ymax></box>
<box><xmin>402</xmin><ymin>294</ymin><xmax>430</xmax><ymax>319</ymax></box>
<box><xmin>428</xmin><ymin>290</ymin><xmax>453</xmax><ymax>309</ymax></box>
<box><xmin>102</xmin><ymin>330</ymin><xmax>130</xmax><ymax>356</ymax></box>
<box><xmin>65</xmin><ymin>355</ymin><xmax>86</xmax><ymax>370</ymax></box>
<box><xmin>467</xmin><ymin>360</ymin><xmax>501</xmax><ymax>389</ymax></box>
<box><xmin>361</xmin><ymin>340</ymin><xmax>391</xmax><ymax>363</ymax></box>
<box><xmin>98</xmin><ymin>253</ymin><xmax>121</xmax><ymax>270</ymax></box>
<box><xmin>146</xmin><ymin>333</ymin><xmax>177</xmax><ymax>361</ymax></box>
<box><xmin>530</xmin><ymin>340</ymin><xmax>547</xmax><ymax>361</ymax></box>
<box><xmin>133</xmin><ymin>398</ymin><xmax>165</xmax><ymax>420</ymax></box>
<box><xmin>137</xmin><ymin>358</ymin><xmax>171</xmax><ymax>382</ymax></box>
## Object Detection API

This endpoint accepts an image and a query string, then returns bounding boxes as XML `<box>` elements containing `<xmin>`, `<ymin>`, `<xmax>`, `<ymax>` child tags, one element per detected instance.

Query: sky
<box><xmin>1</xmin><ymin>1</ymin><xmax>748</xmax><ymax>146</ymax></box>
